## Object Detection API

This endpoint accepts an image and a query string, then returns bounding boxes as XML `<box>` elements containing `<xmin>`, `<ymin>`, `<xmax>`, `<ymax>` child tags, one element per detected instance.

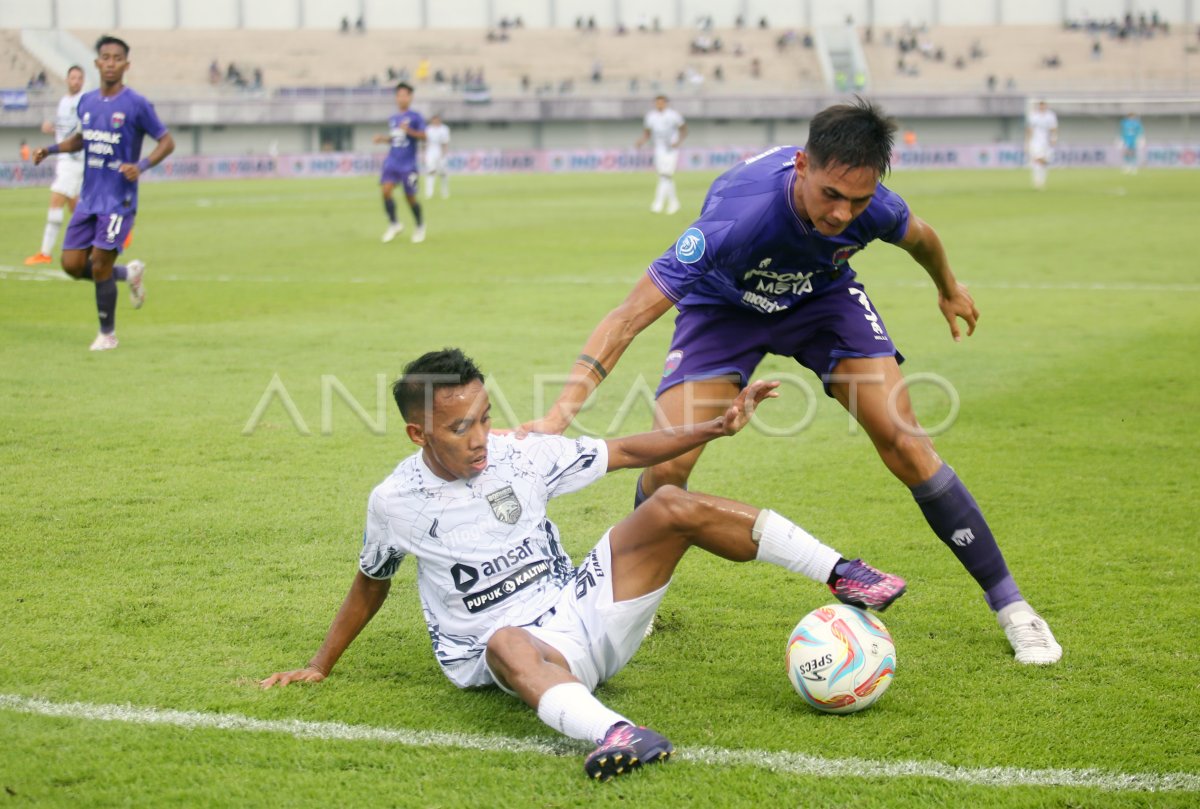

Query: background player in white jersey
<box><xmin>636</xmin><ymin>95</ymin><xmax>687</xmax><ymax>214</ymax></box>
<box><xmin>262</xmin><ymin>348</ymin><xmax>905</xmax><ymax>781</ymax></box>
<box><xmin>25</xmin><ymin>65</ymin><xmax>86</xmax><ymax>266</ymax></box>
<box><xmin>1025</xmin><ymin>100</ymin><xmax>1058</xmax><ymax>190</ymax></box>
<box><xmin>423</xmin><ymin>114</ymin><xmax>451</xmax><ymax>199</ymax></box>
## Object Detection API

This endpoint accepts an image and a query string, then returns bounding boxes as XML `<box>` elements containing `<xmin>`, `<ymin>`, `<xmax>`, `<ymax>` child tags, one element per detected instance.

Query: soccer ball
<box><xmin>786</xmin><ymin>604</ymin><xmax>896</xmax><ymax>714</ymax></box>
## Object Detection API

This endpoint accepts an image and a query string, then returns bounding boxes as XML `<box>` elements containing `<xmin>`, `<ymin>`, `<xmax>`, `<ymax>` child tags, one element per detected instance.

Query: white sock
<box><xmin>537</xmin><ymin>682</ymin><xmax>630</xmax><ymax>744</ymax></box>
<box><xmin>41</xmin><ymin>207</ymin><xmax>64</xmax><ymax>255</ymax></box>
<box><xmin>1032</xmin><ymin>164</ymin><xmax>1046</xmax><ymax>188</ymax></box>
<box><xmin>752</xmin><ymin>509</ymin><xmax>841</xmax><ymax>583</ymax></box>
<box><xmin>666</xmin><ymin>179</ymin><xmax>678</xmax><ymax>207</ymax></box>
<box><xmin>424</xmin><ymin>177</ymin><xmax>434</xmax><ymax>199</ymax></box>
<box><xmin>996</xmin><ymin>600</ymin><xmax>1036</xmax><ymax>627</ymax></box>
<box><xmin>652</xmin><ymin>177</ymin><xmax>667</xmax><ymax>209</ymax></box>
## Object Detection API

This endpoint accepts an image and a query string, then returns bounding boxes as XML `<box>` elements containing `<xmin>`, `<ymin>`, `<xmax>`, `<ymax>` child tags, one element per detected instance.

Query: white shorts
<box><xmin>654</xmin><ymin>150</ymin><xmax>679</xmax><ymax>176</ymax></box>
<box><xmin>424</xmin><ymin>154</ymin><xmax>446</xmax><ymax>174</ymax></box>
<box><xmin>50</xmin><ymin>157</ymin><xmax>83</xmax><ymax>198</ymax></box>
<box><xmin>488</xmin><ymin>531</ymin><xmax>668</xmax><ymax>693</ymax></box>
<box><xmin>1028</xmin><ymin>142</ymin><xmax>1053</xmax><ymax>163</ymax></box>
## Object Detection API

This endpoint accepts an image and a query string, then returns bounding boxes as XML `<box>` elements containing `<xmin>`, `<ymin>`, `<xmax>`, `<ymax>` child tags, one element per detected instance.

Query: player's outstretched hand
<box><xmin>32</xmin><ymin>148</ymin><xmax>48</xmax><ymax>166</ymax></box>
<box><xmin>259</xmin><ymin>666</ymin><xmax>327</xmax><ymax>689</ymax></box>
<box><xmin>513</xmin><ymin>411</ymin><xmax>571</xmax><ymax>439</ymax></box>
<box><xmin>938</xmin><ymin>282</ymin><xmax>979</xmax><ymax>342</ymax></box>
<box><xmin>718</xmin><ymin>379</ymin><xmax>779</xmax><ymax>436</ymax></box>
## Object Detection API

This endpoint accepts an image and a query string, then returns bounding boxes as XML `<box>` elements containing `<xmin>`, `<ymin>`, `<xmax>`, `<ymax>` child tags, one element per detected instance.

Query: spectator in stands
<box><xmin>208</xmin><ymin>60</ymin><xmax>220</xmax><ymax>85</ymax></box>
<box><xmin>592</xmin><ymin>60</ymin><xmax>603</xmax><ymax>82</ymax></box>
<box><xmin>750</xmin><ymin>57</ymin><xmax>761</xmax><ymax>78</ymax></box>
<box><xmin>252</xmin><ymin>68</ymin><xmax>262</xmax><ymax>90</ymax></box>
<box><xmin>20</xmin><ymin>139</ymin><xmax>30</xmax><ymax>161</ymax></box>
<box><xmin>355</xmin><ymin>16</ymin><xmax>365</xmax><ymax>33</ymax></box>
<box><xmin>340</xmin><ymin>16</ymin><xmax>350</xmax><ymax>34</ymax></box>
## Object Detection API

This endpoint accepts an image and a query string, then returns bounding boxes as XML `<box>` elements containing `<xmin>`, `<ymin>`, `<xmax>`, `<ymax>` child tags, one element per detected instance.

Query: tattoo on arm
<box><xmin>575</xmin><ymin>354</ymin><xmax>608</xmax><ymax>380</ymax></box>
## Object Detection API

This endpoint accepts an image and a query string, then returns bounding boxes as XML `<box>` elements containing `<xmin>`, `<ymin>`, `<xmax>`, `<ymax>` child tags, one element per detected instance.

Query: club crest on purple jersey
<box><xmin>111</xmin><ymin>111</ymin><xmax>125</xmax><ymax>129</ymax></box>
<box><xmin>676</xmin><ymin>227</ymin><xmax>706</xmax><ymax>264</ymax></box>
<box><xmin>663</xmin><ymin>349</ymin><xmax>684</xmax><ymax>377</ymax></box>
<box><xmin>832</xmin><ymin>244</ymin><xmax>863</xmax><ymax>266</ymax></box>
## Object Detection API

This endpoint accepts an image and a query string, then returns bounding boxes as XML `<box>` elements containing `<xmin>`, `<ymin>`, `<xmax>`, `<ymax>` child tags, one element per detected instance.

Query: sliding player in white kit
<box><xmin>637</xmin><ymin>95</ymin><xmax>686</xmax><ymax>214</ymax></box>
<box><xmin>1025</xmin><ymin>100</ymin><xmax>1058</xmax><ymax>190</ymax></box>
<box><xmin>423</xmin><ymin>114</ymin><xmax>451</xmax><ymax>199</ymax></box>
<box><xmin>261</xmin><ymin>348</ymin><xmax>906</xmax><ymax>781</ymax></box>
<box><xmin>25</xmin><ymin>65</ymin><xmax>86</xmax><ymax>266</ymax></box>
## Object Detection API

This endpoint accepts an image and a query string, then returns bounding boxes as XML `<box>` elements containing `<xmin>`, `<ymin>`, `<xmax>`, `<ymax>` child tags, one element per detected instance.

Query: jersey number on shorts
<box><xmin>105</xmin><ymin>214</ymin><xmax>124</xmax><ymax>243</ymax></box>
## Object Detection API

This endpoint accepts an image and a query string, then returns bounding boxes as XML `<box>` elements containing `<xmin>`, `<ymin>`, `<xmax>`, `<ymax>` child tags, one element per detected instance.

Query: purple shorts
<box><xmin>380</xmin><ymin>163</ymin><xmax>419</xmax><ymax>197</ymax></box>
<box><xmin>62</xmin><ymin>209</ymin><xmax>136</xmax><ymax>255</ymax></box>
<box><xmin>657</xmin><ymin>282</ymin><xmax>904</xmax><ymax>398</ymax></box>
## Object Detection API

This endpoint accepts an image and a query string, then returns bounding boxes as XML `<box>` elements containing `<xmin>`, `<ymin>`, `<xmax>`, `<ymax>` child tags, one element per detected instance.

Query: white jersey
<box><xmin>644</xmin><ymin>107</ymin><xmax>685</xmax><ymax>155</ymax></box>
<box><xmin>425</xmin><ymin>123</ymin><xmax>450</xmax><ymax>162</ymax></box>
<box><xmin>55</xmin><ymin>91</ymin><xmax>84</xmax><ymax>166</ymax></box>
<box><xmin>1026</xmin><ymin>108</ymin><xmax>1058</xmax><ymax>150</ymax></box>
<box><xmin>359</xmin><ymin>432</ymin><xmax>608</xmax><ymax>687</ymax></box>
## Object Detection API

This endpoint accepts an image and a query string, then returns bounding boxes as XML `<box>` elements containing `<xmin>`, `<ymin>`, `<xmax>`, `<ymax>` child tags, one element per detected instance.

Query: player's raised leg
<box><xmin>829</xmin><ymin>355</ymin><xmax>1061</xmax><ymax>664</ymax></box>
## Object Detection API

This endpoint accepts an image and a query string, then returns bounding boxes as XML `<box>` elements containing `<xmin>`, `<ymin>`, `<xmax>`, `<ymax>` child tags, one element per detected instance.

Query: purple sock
<box><xmin>910</xmin><ymin>464</ymin><xmax>1021</xmax><ymax>611</ymax></box>
<box><xmin>411</xmin><ymin>201</ymin><xmax>423</xmax><ymax>227</ymax></box>
<box><xmin>384</xmin><ymin>198</ymin><xmax>397</xmax><ymax>223</ymax></box>
<box><xmin>633</xmin><ymin>474</ymin><xmax>648</xmax><ymax>509</ymax></box>
<box><xmin>112</xmin><ymin>264</ymin><xmax>127</xmax><ymax>281</ymax></box>
<box><xmin>95</xmin><ymin>278</ymin><xmax>117</xmax><ymax>334</ymax></box>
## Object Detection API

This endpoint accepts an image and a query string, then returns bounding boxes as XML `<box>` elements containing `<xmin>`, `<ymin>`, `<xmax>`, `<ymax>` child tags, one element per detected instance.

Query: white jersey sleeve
<box><xmin>519</xmin><ymin>433</ymin><xmax>608</xmax><ymax>498</ymax></box>
<box><xmin>359</xmin><ymin>488</ymin><xmax>407</xmax><ymax>580</ymax></box>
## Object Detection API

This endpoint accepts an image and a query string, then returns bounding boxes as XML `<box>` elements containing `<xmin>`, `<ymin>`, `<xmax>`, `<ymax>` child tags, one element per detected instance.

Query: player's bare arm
<box><xmin>260</xmin><ymin>571</ymin><xmax>391</xmax><ymax>688</ymax></box>
<box><xmin>604</xmin><ymin>380</ymin><xmax>779</xmax><ymax>471</ymax></box>
<box><xmin>674</xmin><ymin>123</ymin><xmax>688</xmax><ymax>147</ymax></box>
<box><xmin>523</xmin><ymin>275</ymin><xmax>674</xmax><ymax>435</ymax></box>
<box><xmin>897</xmin><ymin>212</ymin><xmax>978</xmax><ymax>342</ymax></box>
<box><xmin>32</xmin><ymin>132</ymin><xmax>83</xmax><ymax>165</ymax></box>
<box><xmin>119</xmin><ymin>131</ymin><xmax>176</xmax><ymax>181</ymax></box>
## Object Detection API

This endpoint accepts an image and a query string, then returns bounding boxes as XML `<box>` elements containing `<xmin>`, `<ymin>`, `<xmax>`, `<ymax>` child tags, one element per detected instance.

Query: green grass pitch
<box><xmin>1</xmin><ymin>168</ymin><xmax>1198</xmax><ymax>807</ymax></box>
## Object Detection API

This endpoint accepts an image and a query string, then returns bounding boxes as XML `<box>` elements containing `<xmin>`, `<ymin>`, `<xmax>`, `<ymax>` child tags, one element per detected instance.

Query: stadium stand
<box><xmin>863</xmin><ymin>24</ymin><xmax>1200</xmax><ymax>93</ymax></box>
<box><xmin>63</xmin><ymin>27</ymin><xmax>824</xmax><ymax>97</ymax></box>
<box><xmin>0</xmin><ymin>30</ymin><xmax>61</xmax><ymax>93</ymax></box>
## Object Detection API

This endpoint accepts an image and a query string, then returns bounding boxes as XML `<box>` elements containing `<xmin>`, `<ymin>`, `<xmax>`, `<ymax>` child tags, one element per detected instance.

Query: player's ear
<box><xmin>794</xmin><ymin>150</ymin><xmax>808</xmax><ymax>176</ymax></box>
<box><xmin>405</xmin><ymin>421</ymin><xmax>427</xmax><ymax>447</ymax></box>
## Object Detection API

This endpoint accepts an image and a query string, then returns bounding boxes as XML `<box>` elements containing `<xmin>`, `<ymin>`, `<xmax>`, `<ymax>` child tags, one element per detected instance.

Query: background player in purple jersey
<box><xmin>33</xmin><ymin>35</ymin><xmax>175</xmax><ymax>351</ymax></box>
<box><xmin>373</xmin><ymin>82</ymin><xmax>427</xmax><ymax>244</ymax></box>
<box><xmin>524</xmin><ymin>99</ymin><xmax>1062</xmax><ymax>666</ymax></box>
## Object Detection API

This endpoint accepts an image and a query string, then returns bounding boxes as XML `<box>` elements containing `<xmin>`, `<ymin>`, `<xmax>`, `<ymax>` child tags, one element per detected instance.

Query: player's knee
<box><xmin>643</xmin><ymin>484</ymin><xmax>697</xmax><ymax>528</ymax></box>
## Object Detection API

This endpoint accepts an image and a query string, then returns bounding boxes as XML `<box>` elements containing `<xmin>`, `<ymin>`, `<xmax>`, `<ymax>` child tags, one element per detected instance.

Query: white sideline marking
<box><xmin>1</xmin><ymin>694</ymin><xmax>1197</xmax><ymax>792</ymax></box>
<box><xmin>3</xmin><ymin>265</ymin><xmax>1198</xmax><ymax>293</ymax></box>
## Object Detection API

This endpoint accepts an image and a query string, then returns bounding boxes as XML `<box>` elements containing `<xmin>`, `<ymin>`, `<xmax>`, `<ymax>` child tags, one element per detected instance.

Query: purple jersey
<box><xmin>647</xmin><ymin>145</ymin><xmax>910</xmax><ymax>314</ymax></box>
<box><xmin>76</xmin><ymin>86</ymin><xmax>168</xmax><ymax>215</ymax></box>
<box><xmin>383</xmin><ymin>110</ymin><xmax>425</xmax><ymax>172</ymax></box>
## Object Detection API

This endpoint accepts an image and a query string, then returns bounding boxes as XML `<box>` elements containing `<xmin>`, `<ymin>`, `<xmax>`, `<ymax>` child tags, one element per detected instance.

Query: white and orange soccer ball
<box><xmin>786</xmin><ymin>604</ymin><xmax>896</xmax><ymax>714</ymax></box>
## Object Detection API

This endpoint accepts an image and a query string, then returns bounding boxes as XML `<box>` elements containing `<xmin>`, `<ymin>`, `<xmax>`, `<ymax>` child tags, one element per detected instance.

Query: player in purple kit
<box><xmin>373</xmin><ymin>82</ymin><xmax>426</xmax><ymax>244</ymax></box>
<box><xmin>525</xmin><ymin>99</ymin><xmax>1062</xmax><ymax>665</ymax></box>
<box><xmin>33</xmin><ymin>35</ymin><xmax>174</xmax><ymax>351</ymax></box>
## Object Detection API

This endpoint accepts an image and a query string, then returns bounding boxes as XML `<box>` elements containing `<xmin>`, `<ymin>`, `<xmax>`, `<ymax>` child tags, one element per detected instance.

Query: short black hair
<box><xmin>395</xmin><ymin>81</ymin><xmax>414</xmax><ymax>93</ymax></box>
<box><xmin>805</xmin><ymin>97</ymin><xmax>896</xmax><ymax>177</ymax></box>
<box><xmin>393</xmin><ymin>348</ymin><xmax>484</xmax><ymax>421</ymax></box>
<box><xmin>95</xmin><ymin>35</ymin><xmax>130</xmax><ymax>56</ymax></box>
<box><xmin>66</xmin><ymin>65</ymin><xmax>84</xmax><ymax>77</ymax></box>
